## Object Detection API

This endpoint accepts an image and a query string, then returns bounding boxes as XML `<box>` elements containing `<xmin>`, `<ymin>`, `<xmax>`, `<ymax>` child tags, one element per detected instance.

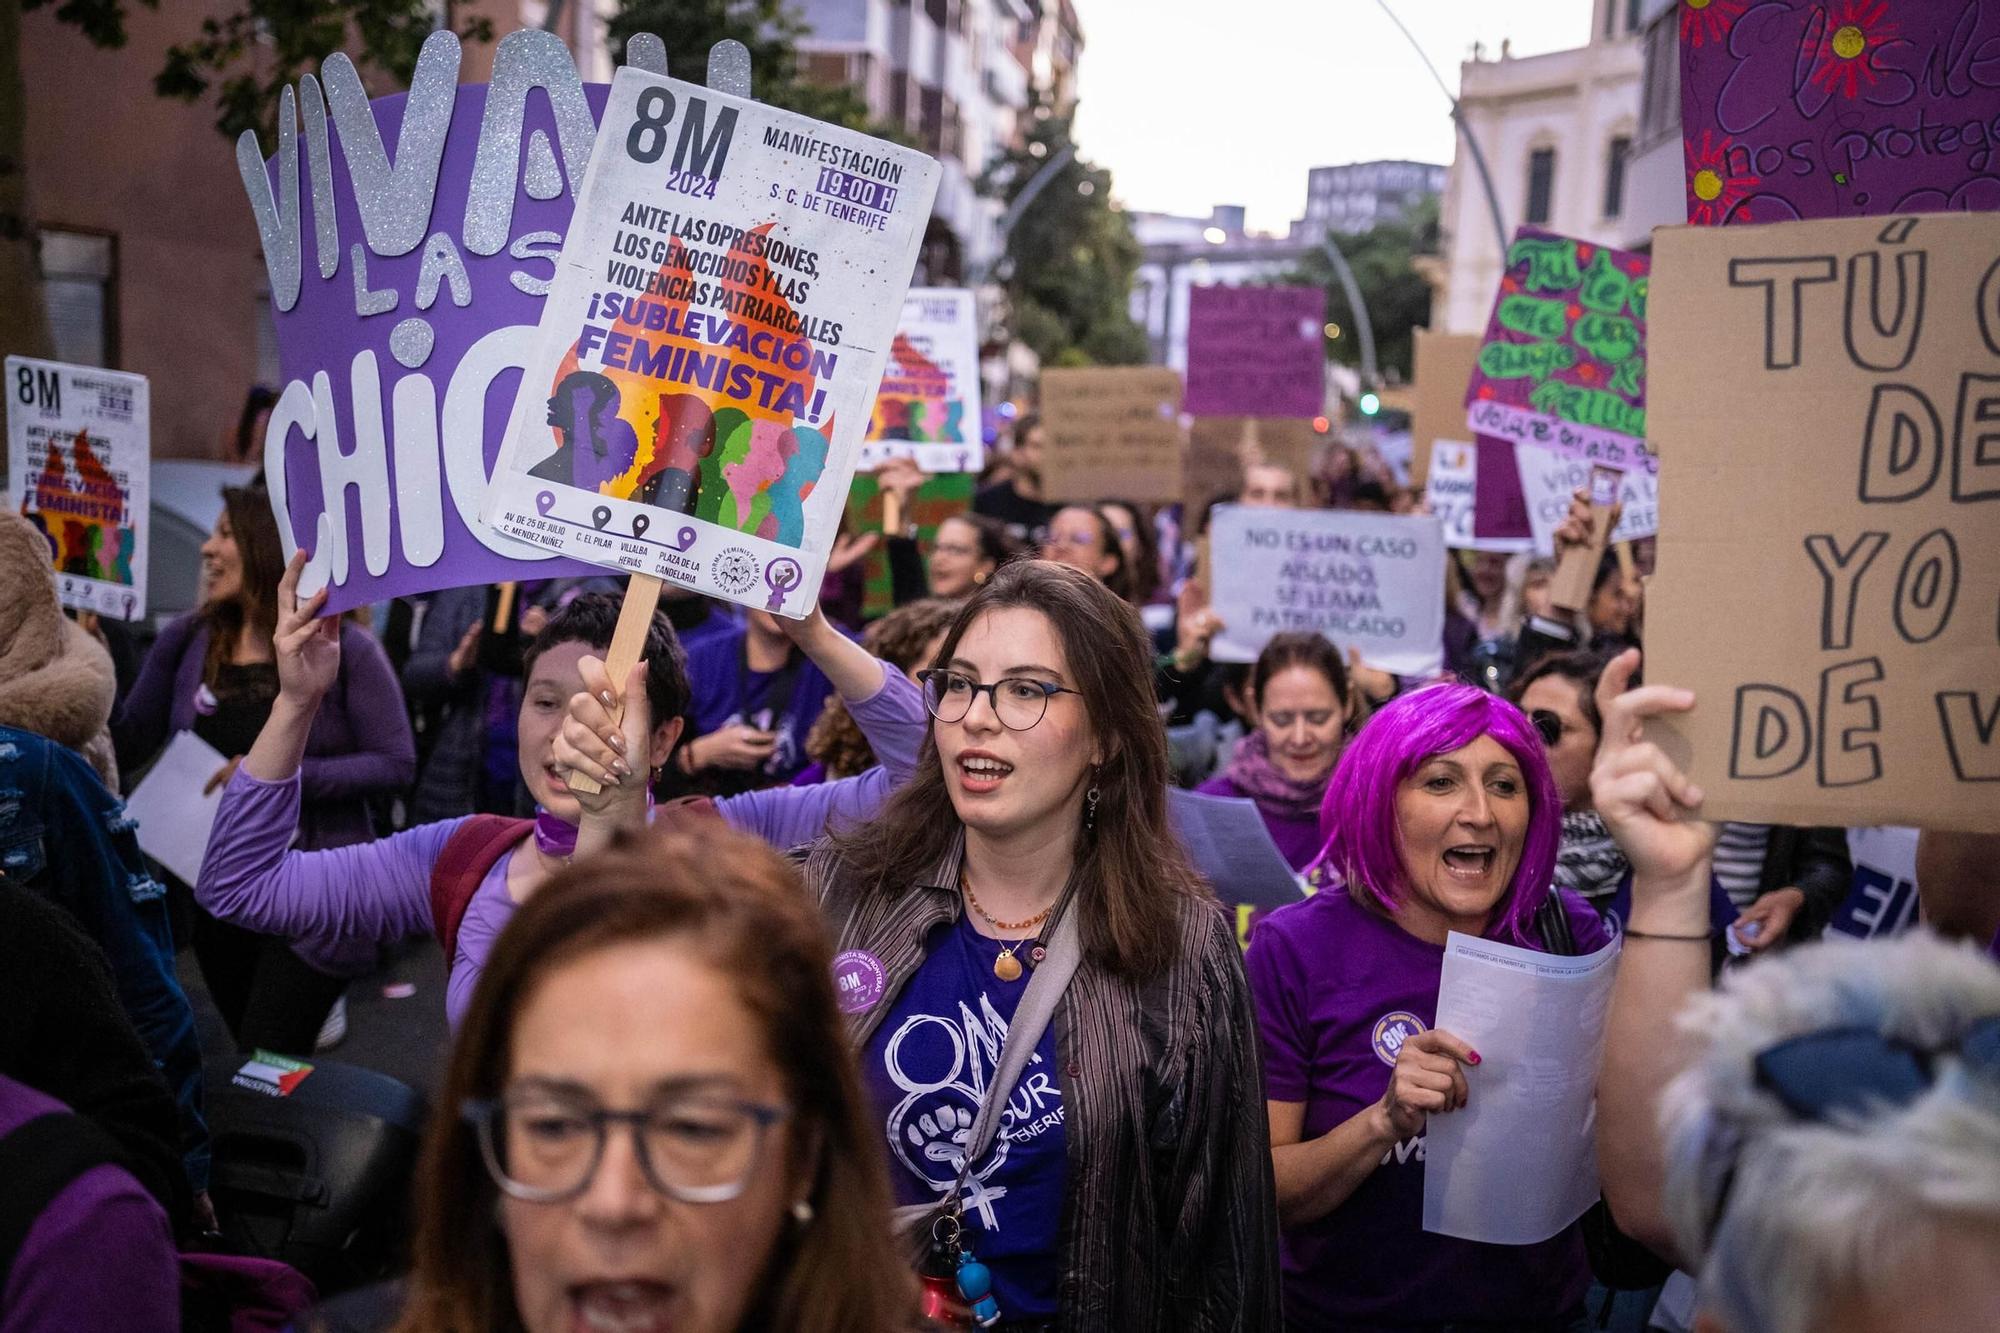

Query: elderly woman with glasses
<box><xmin>1591</xmin><ymin>652</ymin><xmax>2000</xmax><ymax>1333</ymax></box>
<box><xmin>392</xmin><ymin>824</ymin><xmax>914</xmax><ymax>1333</ymax></box>
<box><xmin>559</xmin><ymin>559</ymin><xmax>1279</xmax><ymax>1329</ymax></box>
<box><xmin>1245</xmin><ymin>679</ymin><xmax>1612</xmax><ymax>1330</ymax></box>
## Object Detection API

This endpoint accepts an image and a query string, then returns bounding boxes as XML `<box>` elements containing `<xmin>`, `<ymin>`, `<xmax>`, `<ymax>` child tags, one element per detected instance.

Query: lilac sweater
<box><xmin>114</xmin><ymin>612</ymin><xmax>417</xmax><ymax>851</ymax></box>
<box><xmin>199</xmin><ymin>662</ymin><xmax>927</xmax><ymax>1027</ymax></box>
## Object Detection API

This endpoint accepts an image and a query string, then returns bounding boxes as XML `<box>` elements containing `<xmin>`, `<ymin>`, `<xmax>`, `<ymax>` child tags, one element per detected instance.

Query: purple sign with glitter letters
<box><xmin>1679</xmin><ymin>0</ymin><xmax>2000</xmax><ymax>226</ymax></box>
<box><xmin>243</xmin><ymin>31</ymin><xmax>625</xmax><ymax>614</ymax></box>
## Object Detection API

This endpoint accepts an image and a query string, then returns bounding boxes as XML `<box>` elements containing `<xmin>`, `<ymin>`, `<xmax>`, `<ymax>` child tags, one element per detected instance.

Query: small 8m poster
<box><xmin>859</xmin><ymin>287</ymin><xmax>983</xmax><ymax>473</ymax></box>
<box><xmin>486</xmin><ymin>67</ymin><xmax>939</xmax><ymax>617</ymax></box>
<box><xmin>5</xmin><ymin>356</ymin><xmax>149</xmax><ymax>621</ymax></box>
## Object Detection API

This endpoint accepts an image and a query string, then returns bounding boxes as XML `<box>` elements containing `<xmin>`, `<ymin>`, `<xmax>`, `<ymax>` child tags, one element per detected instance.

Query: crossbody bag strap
<box><xmin>951</xmin><ymin>901</ymin><xmax>1082</xmax><ymax>1191</ymax></box>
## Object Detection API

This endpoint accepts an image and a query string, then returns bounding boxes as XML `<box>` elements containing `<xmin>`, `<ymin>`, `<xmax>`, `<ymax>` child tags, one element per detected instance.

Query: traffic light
<box><xmin>1358</xmin><ymin>391</ymin><xmax>1381</xmax><ymax>417</ymax></box>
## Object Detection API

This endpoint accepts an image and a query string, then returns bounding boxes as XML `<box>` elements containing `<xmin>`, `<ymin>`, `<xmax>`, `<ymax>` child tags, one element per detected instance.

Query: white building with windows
<box><xmin>1429</xmin><ymin>0</ymin><xmax>1645</xmax><ymax>335</ymax></box>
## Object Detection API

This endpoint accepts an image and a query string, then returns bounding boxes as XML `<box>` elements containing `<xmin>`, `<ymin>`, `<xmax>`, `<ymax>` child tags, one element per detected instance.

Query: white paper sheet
<box><xmin>1422</xmin><ymin>929</ymin><xmax>1621</xmax><ymax>1244</ymax></box>
<box><xmin>1167</xmin><ymin>788</ymin><xmax>1307</xmax><ymax>913</ymax></box>
<box><xmin>125</xmin><ymin>730</ymin><xmax>229</xmax><ymax>886</ymax></box>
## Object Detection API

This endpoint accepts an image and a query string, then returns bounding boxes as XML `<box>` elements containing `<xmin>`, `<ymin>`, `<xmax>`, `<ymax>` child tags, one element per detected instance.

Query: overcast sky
<box><xmin>1072</xmin><ymin>0</ymin><xmax>1596</xmax><ymax>232</ymax></box>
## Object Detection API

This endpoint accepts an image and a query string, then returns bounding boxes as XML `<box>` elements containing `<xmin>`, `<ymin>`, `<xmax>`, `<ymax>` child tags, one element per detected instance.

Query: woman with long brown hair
<box><xmin>114</xmin><ymin>485</ymin><xmax>414</xmax><ymax>1053</ymax></box>
<box><xmin>559</xmin><ymin>560</ymin><xmax>1279</xmax><ymax>1329</ymax></box>
<box><xmin>392</xmin><ymin>824</ymin><xmax>913</xmax><ymax>1333</ymax></box>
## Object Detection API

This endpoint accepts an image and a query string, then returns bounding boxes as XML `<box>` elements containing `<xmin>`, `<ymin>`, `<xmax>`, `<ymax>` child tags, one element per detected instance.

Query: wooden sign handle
<box><xmin>492</xmin><ymin>581</ymin><xmax>518</xmax><ymax>634</ymax></box>
<box><xmin>881</xmin><ymin>488</ymin><xmax>903</xmax><ymax>536</ymax></box>
<box><xmin>564</xmin><ymin>574</ymin><xmax>664</xmax><ymax>797</ymax></box>
<box><xmin>1549</xmin><ymin>466</ymin><xmax>1622</xmax><ymax>613</ymax></box>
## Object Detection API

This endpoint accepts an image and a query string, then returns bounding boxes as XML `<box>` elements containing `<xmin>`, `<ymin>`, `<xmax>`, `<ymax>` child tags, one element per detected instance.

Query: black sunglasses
<box><xmin>1530</xmin><ymin>709</ymin><xmax>1565</xmax><ymax>747</ymax></box>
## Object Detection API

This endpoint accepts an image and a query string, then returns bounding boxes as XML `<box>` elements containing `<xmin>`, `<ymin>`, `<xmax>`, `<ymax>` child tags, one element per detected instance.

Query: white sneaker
<box><xmin>314</xmin><ymin>994</ymin><xmax>348</xmax><ymax>1051</ymax></box>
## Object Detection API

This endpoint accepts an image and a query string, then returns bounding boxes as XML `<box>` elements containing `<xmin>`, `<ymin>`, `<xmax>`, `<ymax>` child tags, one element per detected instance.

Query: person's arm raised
<box><xmin>242</xmin><ymin>551</ymin><xmax>342</xmax><ymax>783</ymax></box>
<box><xmin>1590</xmin><ymin>648</ymin><xmax>1716</xmax><ymax>1267</ymax></box>
<box><xmin>778</xmin><ymin>605</ymin><xmax>888</xmax><ymax>702</ymax></box>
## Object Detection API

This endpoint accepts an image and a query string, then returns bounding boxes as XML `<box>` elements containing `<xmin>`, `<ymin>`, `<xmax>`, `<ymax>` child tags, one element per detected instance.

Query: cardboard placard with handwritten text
<box><xmin>1645</xmin><ymin>212</ymin><xmax>1999</xmax><ymax>832</ymax></box>
<box><xmin>1185</xmin><ymin>416</ymin><xmax>1318</xmax><ymax>516</ymax></box>
<box><xmin>1039</xmin><ymin>367</ymin><xmax>1184</xmax><ymax>504</ymax></box>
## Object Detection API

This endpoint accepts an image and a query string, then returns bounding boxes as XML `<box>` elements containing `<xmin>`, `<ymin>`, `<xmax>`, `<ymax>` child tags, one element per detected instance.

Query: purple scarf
<box><xmin>533</xmin><ymin>790</ymin><xmax>654</xmax><ymax>859</ymax></box>
<box><xmin>1221</xmin><ymin>730</ymin><xmax>1330</xmax><ymax>823</ymax></box>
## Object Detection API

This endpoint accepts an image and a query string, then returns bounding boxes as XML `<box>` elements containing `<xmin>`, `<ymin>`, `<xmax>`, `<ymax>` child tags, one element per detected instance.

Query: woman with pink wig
<box><xmin>1245</xmin><ymin>681</ymin><xmax>1610</xmax><ymax>1330</ymax></box>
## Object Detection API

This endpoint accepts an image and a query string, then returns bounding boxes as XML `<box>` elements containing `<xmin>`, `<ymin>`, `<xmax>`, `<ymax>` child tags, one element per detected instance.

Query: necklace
<box><xmin>961</xmin><ymin>873</ymin><xmax>1051</xmax><ymax>983</ymax></box>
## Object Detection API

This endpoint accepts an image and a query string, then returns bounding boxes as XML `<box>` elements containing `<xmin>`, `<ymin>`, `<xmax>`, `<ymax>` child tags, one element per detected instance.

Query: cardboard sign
<box><xmin>1185</xmin><ymin>416</ymin><xmax>1319</xmax><ymax>516</ymax></box>
<box><xmin>241</xmin><ymin>31</ymin><xmax>625</xmax><ymax>613</ymax></box>
<box><xmin>1512</xmin><ymin>441</ymin><xmax>1659</xmax><ymax>554</ymax></box>
<box><xmin>5</xmin><ymin>356</ymin><xmax>149</xmax><ymax>620</ymax></box>
<box><xmin>1680</xmin><ymin>1</ymin><xmax>2000</xmax><ymax>225</ymax></box>
<box><xmin>483</xmin><ymin>66</ymin><xmax>938</xmax><ymax>617</ymax></box>
<box><xmin>1645</xmin><ymin>211</ymin><xmax>2000</xmax><ymax>833</ymax></box>
<box><xmin>1208</xmin><ymin>504</ymin><xmax>1446</xmax><ymax>676</ymax></box>
<box><xmin>858</xmin><ymin>287</ymin><xmax>983</xmax><ymax>474</ymax></box>
<box><xmin>1410</xmin><ymin>329</ymin><xmax>1481</xmax><ymax>488</ymax></box>
<box><xmin>1465</xmin><ymin>229</ymin><xmax>1655</xmax><ymax>475</ymax></box>
<box><xmin>1039</xmin><ymin>367</ymin><xmax>1184</xmax><ymax>504</ymax></box>
<box><xmin>1183</xmin><ymin>284</ymin><xmax>1326</xmax><ymax>419</ymax></box>
<box><xmin>1426</xmin><ymin>440</ymin><xmax>1533</xmax><ymax>553</ymax></box>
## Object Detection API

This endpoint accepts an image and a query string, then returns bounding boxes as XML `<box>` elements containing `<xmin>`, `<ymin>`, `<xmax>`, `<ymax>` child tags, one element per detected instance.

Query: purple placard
<box><xmin>1680</xmin><ymin>0</ymin><xmax>2000</xmax><ymax>224</ymax></box>
<box><xmin>246</xmin><ymin>35</ymin><xmax>613</xmax><ymax>613</ymax></box>
<box><xmin>1472</xmin><ymin>436</ymin><xmax>1532</xmax><ymax>543</ymax></box>
<box><xmin>1183</xmin><ymin>284</ymin><xmax>1326</xmax><ymax>419</ymax></box>
<box><xmin>1462</xmin><ymin>228</ymin><xmax>1653</xmax><ymax>475</ymax></box>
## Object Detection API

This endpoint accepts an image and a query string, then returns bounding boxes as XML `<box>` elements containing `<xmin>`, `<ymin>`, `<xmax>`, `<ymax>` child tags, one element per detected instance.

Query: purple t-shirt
<box><xmin>1245</xmin><ymin>886</ymin><xmax>1608</xmax><ymax>1329</ymax></box>
<box><xmin>0</xmin><ymin>1076</ymin><xmax>179</xmax><ymax>1333</ymax></box>
<box><xmin>860</xmin><ymin>914</ymin><xmax>1066</xmax><ymax>1318</ymax></box>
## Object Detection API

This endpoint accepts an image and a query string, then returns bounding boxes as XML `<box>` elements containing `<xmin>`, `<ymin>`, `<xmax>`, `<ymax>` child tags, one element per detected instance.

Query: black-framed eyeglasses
<box><xmin>463</xmin><ymin>1091</ymin><xmax>788</xmax><ymax>1205</ymax></box>
<box><xmin>1530</xmin><ymin>709</ymin><xmax>1565</xmax><ymax>747</ymax></box>
<box><xmin>918</xmin><ymin>668</ymin><xmax>1081</xmax><ymax>731</ymax></box>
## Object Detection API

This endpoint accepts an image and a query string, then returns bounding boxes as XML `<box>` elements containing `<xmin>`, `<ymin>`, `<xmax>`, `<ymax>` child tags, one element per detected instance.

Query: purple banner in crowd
<box><xmin>1471</xmin><ymin>436</ymin><xmax>1532</xmax><ymax>543</ymax></box>
<box><xmin>1183</xmin><ymin>285</ymin><xmax>1326</xmax><ymax>419</ymax></box>
<box><xmin>1679</xmin><ymin>0</ymin><xmax>2000</xmax><ymax>225</ymax></box>
<box><xmin>243</xmin><ymin>31</ymin><xmax>616</xmax><ymax>613</ymax></box>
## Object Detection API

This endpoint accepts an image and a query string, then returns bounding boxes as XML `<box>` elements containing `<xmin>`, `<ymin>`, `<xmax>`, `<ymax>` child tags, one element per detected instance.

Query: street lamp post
<box><xmin>1372</xmin><ymin>0</ymin><xmax>1510</xmax><ymax>257</ymax></box>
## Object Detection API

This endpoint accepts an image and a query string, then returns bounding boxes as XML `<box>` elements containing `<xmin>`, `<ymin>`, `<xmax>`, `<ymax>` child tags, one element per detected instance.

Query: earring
<box><xmin>973</xmin><ymin>570</ymin><xmax>989</xmax><ymax>584</ymax></box>
<box><xmin>1083</xmin><ymin>779</ymin><xmax>1102</xmax><ymax>833</ymax></box>
<box><xmin>791</xmin><ymin>1198</ymin><xmax>815</xmax><ymax>1225</ymax></box>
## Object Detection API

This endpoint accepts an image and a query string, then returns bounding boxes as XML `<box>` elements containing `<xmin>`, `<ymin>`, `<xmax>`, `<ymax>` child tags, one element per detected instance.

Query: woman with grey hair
<box><xmin>1589</xmin><ymin>647</ymin><xmax>2000</xmax><ymax>1332</ymax></box>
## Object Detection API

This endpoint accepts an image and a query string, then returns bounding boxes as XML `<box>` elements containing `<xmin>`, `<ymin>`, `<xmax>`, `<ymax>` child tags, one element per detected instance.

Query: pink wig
<box><xmin>1313</xmin><ymin>681</ymin><xmax>1562</xmax><ymax>947</ymax></box>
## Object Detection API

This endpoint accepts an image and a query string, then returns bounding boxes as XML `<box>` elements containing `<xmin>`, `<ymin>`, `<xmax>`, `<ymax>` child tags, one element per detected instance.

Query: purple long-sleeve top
<box><xmin>199</xmin><ymin>660</ymin><xmax>927</xmax><ymax>1028</ymax></box>
<box><xmin>115</xmin><ymin>612</ymin><xmax>416</xmax><ymax>976</ymax></box>
<box><xmin>113</xmin><ymin>612</ymin><xmax>417</xmax><ymax>847</ymax></box>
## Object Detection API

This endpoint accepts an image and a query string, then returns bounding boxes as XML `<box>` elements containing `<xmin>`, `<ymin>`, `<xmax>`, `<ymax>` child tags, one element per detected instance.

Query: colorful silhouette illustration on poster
<box><xmin>531</xmin><ymin>370</ymin><xmax>642</xmax><ymax>495</ymax></box>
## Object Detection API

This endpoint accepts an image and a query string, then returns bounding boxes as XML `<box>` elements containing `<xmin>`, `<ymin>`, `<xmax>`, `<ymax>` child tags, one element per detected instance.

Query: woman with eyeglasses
<box><xmin>1197</xmin><ymin>632</ymin><xmax>1355</xmax><ymax>871</ymax></box>
<box><xmin>1244</xmin><ymin>680</ymin><xmax>1612</xmax><ymax>1330</ymax></box>
<box><xmin>1040</xmin><ymin>504</ymin><xmax>1135</xmax><ymax>603</ymax></box>
<box><xmin>390</xmin><ymin>823</ymin><xmax>915</xmax><ymax>1333</ymax></box>
<box><xmin>557</xmin><ymin>559</ymin><xmax>1279</xmax><ymax>1329</ymax></box>
<box><xmin>1591</xmin><ymin>652</ymin><xmax>2000</xmax><ymax>1333</ymax></box>
<box><xmin>875</xmin><ymin>457</ymin><xmax>1026</xmax><ymax>605</ymax></box>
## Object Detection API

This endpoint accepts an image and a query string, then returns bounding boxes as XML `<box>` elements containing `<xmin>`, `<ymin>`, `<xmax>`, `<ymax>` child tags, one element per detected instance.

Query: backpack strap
<box><xmin>0</xmin><ymin>1112</ymin><xmax>131</xmax><ymax>1294</ymax></box>
<box><xmin>430</xmin><ymin>802</ymin><xmax>722</xmax><ymax>975</ymax></box>
<box><xmin>430</xmin><ymin>815</ymin><xmax>534</xmax><ymax>973</ymax></box>
<box><xmin>1535</xmin><ymin>889</ymin><xmax>1579</xmax><ymax>957</ymax></box>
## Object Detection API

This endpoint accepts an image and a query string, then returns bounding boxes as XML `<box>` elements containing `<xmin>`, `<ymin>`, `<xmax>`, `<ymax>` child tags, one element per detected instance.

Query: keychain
<box><xmin>955</xmin><ymin>1245</ymin><xmax>1002</xmax><ymax>1328</ymax></box>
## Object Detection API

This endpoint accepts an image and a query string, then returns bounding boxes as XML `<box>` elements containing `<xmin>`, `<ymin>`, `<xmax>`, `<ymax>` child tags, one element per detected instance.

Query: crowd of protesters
<box><xmin>0</xmin><ymin>409</ymin><xmax>1995</xmax><ymax>1333</ymax></box>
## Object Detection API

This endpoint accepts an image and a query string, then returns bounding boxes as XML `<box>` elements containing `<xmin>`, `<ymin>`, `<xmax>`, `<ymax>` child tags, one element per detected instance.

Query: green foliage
<box><xmin>607</xmin><ymin>0</ymin><xmax>872</xmax><ymax>132</ymax></box>
<box><xmin>33</xmin><ymin>0</ymin><xmax>493</xmax><ymax>148</ymax></box>
<box><xmin>22</xmin><ymin>0</ymin><xmax>150</xmax><ymax>48</ymax></box>
<box><xmin>1285</xmin><ymin>195</ymin><xmax>1439</xmax><ymax>382</ymax></box>
<box><xmin>979</xmin><ymin>94</ymin><xmax>1145</xmax><ymax>368</ymax></box>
